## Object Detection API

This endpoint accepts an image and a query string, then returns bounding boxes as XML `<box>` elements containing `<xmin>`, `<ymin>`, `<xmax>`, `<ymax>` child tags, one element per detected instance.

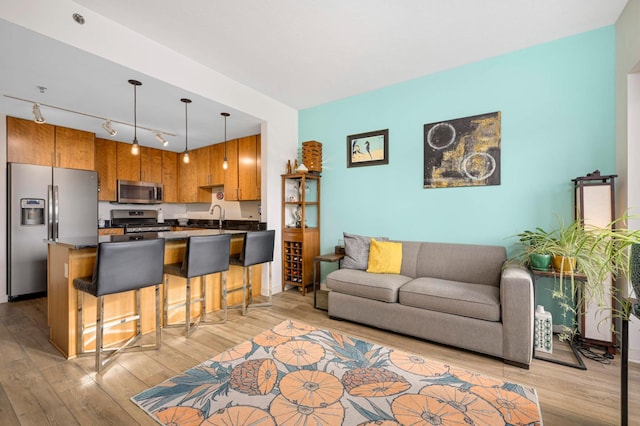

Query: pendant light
<box><xmin>129</xmin><ymin>79</ymin><xmax>142</xmax><ymax>155</ymax></box>
<box><xmin>221</xmin><ymin>112</ymin><xmax>230</xmax><ymax>170</ymax></box>
<box><xmin>182</xmin><ymin>98</ymin><xmax>192</xmax><ymax>164</ymax></box>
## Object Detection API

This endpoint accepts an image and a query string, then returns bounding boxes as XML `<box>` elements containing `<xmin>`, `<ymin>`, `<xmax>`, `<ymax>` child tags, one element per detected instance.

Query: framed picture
<box><xmin>423</xmin><ymin>111</ymin><xmax>501</xmax><ymax>188</ymax></box>
<box><xmin>347</xmin><ymin>129</ymin><xmax>389</xmax><ymax>168</ymax></box>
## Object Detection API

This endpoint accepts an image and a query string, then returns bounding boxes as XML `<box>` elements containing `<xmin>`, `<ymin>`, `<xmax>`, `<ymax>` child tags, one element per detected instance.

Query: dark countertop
<box><xmin>98</xmin><ymin>220</ymin><xmax>266</xmax><ymax>231</ymax></box>
<box><xmin>48</xmin><ymin>229</ymin><xmax>248</xmax><ymax>250</ymax></box>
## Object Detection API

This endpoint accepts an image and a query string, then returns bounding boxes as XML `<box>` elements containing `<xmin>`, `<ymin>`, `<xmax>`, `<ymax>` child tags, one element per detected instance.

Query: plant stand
<box><xmin>531</xmin><ymin>269</ymin><xmax>587</xmax><ymax>370</ymax></box>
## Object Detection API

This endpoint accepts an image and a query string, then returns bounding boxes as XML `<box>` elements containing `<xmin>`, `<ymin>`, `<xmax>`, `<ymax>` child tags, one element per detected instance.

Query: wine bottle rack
<box><xmin>281</xmin><ymin>172</ymin><xmax>321</xmax><ymax>295</ymax></box>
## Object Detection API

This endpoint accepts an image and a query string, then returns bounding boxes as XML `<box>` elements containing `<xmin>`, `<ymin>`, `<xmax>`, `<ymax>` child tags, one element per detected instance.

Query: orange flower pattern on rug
<box><xmin>132</xmin><ymin>319</ymin><xmax>542</xmax><ymax>425</ymax></box>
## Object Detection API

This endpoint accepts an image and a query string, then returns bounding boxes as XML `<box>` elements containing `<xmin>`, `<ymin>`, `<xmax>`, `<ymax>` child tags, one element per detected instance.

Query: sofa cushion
<box><xmin>399</xmin><ymin>277</ymin><xmax>501</xmax><ymax>322</ymax></box>
<box><xmin>415</xmin><ymin>242</ymin><xmax>506</xmax><ymax>287</ymax></box>
<box><xmin>342</xmin><ymin>232</ymin><xmax>388</xmax><ymax>270</ymax></box>
<box><xmin>367</xmin><ymin>238</ymin><xmax>403</xmax><ymax>274</ymax></box>
<box><xmin>326</xmin><ymin>268</ymin><xmax>412</xmax><ymax>302</ymax></box>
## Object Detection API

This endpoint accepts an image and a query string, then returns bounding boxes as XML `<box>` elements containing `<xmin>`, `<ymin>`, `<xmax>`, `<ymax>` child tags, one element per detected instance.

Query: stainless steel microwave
<box><xmin>116</xmin><ymin>180</ymin><xmax>163</xmax><ymax>204</ymax></box>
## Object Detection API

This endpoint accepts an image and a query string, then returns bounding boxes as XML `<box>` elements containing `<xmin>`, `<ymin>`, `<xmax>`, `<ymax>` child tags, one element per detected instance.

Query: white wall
<box><xmin>1</xmin><ymin>0</ymin><xmax>299</xmax><ymax>298</ymax></box>
<box><xmin>0</xmin><ymin>115</ymin><xmax>7</xmax><ymax>303</ymax></box>
<box><xmin>616</xmin><ymin>0</ymin><xmax>640</xmax><ymax>361</ymax></box>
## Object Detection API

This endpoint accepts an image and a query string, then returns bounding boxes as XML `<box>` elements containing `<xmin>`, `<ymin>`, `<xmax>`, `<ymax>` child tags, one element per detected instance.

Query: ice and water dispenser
<box><xmin>20</xmin><ymin>198</ymin><xmax>45</xmax><ymax>225</ymax></box>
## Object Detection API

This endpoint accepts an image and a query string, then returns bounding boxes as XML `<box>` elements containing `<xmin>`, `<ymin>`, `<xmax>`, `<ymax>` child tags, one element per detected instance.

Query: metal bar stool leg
<box><xmin>77</xmin><ymin>290</ymin><xmax>84</xmax><ymax>356</ymax></box>
<box><xmin>95</xmin><ymin>296</ymin><xmax>105</xmax><ymax>372</ymax></box>
<box><xmin>163</xmin><ymin>275</ymin><xmax>170</xmax><ymax>327</ymax></box>
<box><xmin>154</xmin><ymin>285</ymin><xmax>161</xmax><ymax>349</ymax></box>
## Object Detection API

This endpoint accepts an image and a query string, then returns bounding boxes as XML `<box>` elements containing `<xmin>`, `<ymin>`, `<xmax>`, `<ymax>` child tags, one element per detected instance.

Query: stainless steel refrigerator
<box><xmin>7</xmin><ymin>163</ymin><xmax>98</xmax><ymax>300</ymax></box>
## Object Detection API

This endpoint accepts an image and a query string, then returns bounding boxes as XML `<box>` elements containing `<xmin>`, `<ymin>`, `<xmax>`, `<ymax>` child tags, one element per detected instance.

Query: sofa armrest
<box><xmin>500</xmin><ymin>262</ymin><xmax>534</xmax><ymax>366</ymax></box>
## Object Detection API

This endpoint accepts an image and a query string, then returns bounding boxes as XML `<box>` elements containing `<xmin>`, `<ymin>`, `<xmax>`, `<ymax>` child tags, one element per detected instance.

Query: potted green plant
<box><xmin>513</xmin><ymin>215</ymin><xmax>640</xmax><ymax>339</ymax></box>
<box><xmin>514</xmin><ymin>228</ymin><xmax>554</xmax><ymax>271</ymax></box>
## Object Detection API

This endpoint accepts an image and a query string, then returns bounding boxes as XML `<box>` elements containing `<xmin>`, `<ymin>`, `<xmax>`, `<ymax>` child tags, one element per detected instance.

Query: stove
<box><xmin>111</xmin><ymin>209</ymin><xmax>172</xmax><ymax>234</ymax></box>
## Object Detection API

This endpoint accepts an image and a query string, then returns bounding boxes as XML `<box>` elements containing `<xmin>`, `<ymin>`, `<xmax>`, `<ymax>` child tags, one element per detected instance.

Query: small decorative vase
<box><xmin>529</xmin><ymin>253</ymin><xmax>551</xmax><ymax>271</ymax></box>
<box><xmin>534</xmin><ymin>305</ymin><xmax>553</xmax><ymax>354</ymax></box>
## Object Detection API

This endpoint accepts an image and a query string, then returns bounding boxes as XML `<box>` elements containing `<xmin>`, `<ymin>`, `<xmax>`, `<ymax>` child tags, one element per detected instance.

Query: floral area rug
<box><xmin>132</xmin><ymin>320</ymin><xmax>542</xmax><ymax>425</ymax></box>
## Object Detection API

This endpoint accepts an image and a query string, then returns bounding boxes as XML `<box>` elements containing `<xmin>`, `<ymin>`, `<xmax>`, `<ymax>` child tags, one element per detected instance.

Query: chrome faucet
<box><xmin>210</xmin><ymin>204</ymin><xmax>224</xmax><ymax>229</ymax></box>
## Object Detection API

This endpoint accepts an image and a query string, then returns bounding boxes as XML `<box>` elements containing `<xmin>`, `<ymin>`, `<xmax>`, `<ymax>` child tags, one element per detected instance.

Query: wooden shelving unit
<box><xmin>281</xmin><ymin>173</ymin><xmax>321</xmax><ymax>294</ymax></box>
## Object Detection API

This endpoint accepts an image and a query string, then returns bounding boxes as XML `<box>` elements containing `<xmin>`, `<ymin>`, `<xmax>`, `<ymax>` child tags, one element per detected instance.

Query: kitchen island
<box><xmin>47</xmin><ymin>229</ymin><xmax>262</xmax><ymax>359</ymax></box>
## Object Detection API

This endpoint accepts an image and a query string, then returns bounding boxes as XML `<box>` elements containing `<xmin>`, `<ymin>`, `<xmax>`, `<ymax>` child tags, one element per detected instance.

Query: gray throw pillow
<box><xmin>342</xmin><ymin>232</ymin><xmax>388</xmax><ymax>270</ymax></box>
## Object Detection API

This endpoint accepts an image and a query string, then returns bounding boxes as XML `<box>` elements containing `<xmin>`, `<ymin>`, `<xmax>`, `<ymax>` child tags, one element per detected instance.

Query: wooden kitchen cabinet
<box><xmin>116</xmin><ymin>141</ymin><xmax>141</xmax><ymax>181</ymax></box>
<box><xmin>140</xmin><ymin>146</ymin><xmax>163</xmax><ymax>183</ymax></box>
<box><xmin>224</xmin><ymin>135</ymin><xmax>260</xmax><ymax>201</ymax></box>
<box><xmin>54</xmin><ymin>126</ymin><xmax>95</xmax><ymax>170</ymax></box>
<box><xmin>223</xmin><ymin>138</ymin><xmax>239</xmax><ymax>200</ymax></box>
<box><xmin>195</xmin><ymin>146</ymin><xmax>213</xmax><ymax>202</ymax></box>
<box><xmin>6</xmin><ymin>116</ymin><xmax>55</xmax><ymax>166</ymax></box>
<box><xmin>179</xmin><ymin>149</ymin><xmax>199</xmax><ymax>203</ymax></box>
<box><xmin>98</xmin><ymin>228</ymin><xmax>124</xmax><ymax>236</ymax></box>
<box><xmin>116</xmin><ymin>143</ymin><xmax>163</xmax><ymax>183</ymax></box>
<box><xmin>209</xmin><ymin>143</ymin><xmax>225</xmax><ymax>187</ymax></box>
<box><xmin>161</xmin><ymin>150</ymin><xmax>179</xmax><ymax>203</ymax></box>
<box><xmin>95</xmin><ymin>138</ymin><xmax>117</xmax><ymax>201</ymax></box>
<box><xmin>256</xmin><ymin>134</ymin><xmax>261</xmax><ymax>200</ymax></box>
<box><xmin>238</xmin><ymin>135</ymin><xmax>259</xmax><ymax>200</ymax></box>
<box><xmin>7</xmin><ymin>116</ymin><xmax>95</xmax><ymax>170</ymax></box>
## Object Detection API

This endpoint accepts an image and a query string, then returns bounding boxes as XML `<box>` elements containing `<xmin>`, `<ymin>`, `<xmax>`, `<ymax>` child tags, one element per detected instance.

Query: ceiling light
<box><xmin>101</xmin><ymin>120</ymin><xmax>117</xmax><ymax>137</ymax></box>
<box><xmin>72</xmin><ymin>13</ymin><xmax>85</xmax><ymax>25</ymax></box>
<box><xmin>32</xmin><ymin>103</ymin><xmax>45</xmax><ymax>124</ymax></box>
<box><xmin>155</xmin><ymin>132</ymin><xmax>168</xmax><ymax>147</ymax></box>
<box><xmin>221</xmin><ymin>112</ymin><xmax>230</xmax><ymax>170</ymax></box>
<box><xmin>129</xmin><ymin>79</ymin><xmax>142</xmax><ymax>155</ymax></box>
<box><xmin>181</xmin><ymin>98</ymin><xmax>192</xmax><ymax>164</ymax></box>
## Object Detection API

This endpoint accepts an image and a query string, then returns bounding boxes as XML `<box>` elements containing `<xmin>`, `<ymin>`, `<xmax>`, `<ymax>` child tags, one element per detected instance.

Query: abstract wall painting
<box><xmin>423</xmin><ymin>112</ymin><xmax>501</xmax><ymax>188</ymax></box>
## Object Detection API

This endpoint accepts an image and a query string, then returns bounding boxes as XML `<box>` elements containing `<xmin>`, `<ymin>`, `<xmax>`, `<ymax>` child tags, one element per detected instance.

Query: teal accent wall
<box><xmin>299</xmin><ymin>26</ymin><xmax>615</xmax><ymax>261</ymax></box>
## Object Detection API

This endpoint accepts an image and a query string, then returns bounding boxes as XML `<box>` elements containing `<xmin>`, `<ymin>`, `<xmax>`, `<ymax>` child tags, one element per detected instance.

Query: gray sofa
<box><xmin>326</xmin><ymin>238</ymin><xmax>534</xmax><ymax>368</ymax></box>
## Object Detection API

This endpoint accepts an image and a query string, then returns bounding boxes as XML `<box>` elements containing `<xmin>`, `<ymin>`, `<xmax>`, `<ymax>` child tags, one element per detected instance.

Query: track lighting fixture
<box><xmin>129</xmin><ymin>79</ymin><xmax>142</xmax><ymax>155</ymax></box>
<box><xmin>101</xmin><ymin>120</ymin><xmax>117</xmax><ymax>137</ymax></box>
<box><xmin>221</xmin><ymin>112</ymin><xmax>230</xmax><ymax>170</ymax></box>
<box><xmin>32</xmin><ymin>103</ymin><xmax>45</xmax><ymax>124</ymax></box>
<box><xmin>4</xmin><ymin>95</ymin><xmax>176</xmax><ymax>141</ymax></box>
<box><xmin>181</xmin><ymin>98</ymin><xmax>192</xmax><ymax>164</ymax></box>
<box><xmin>155</xmin><ymin>132</ymin><xmax>169</xmax><ymax>147</ymax></box>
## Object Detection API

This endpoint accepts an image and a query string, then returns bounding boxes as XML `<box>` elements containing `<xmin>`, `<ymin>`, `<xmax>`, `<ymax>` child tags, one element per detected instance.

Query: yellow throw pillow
<box><xmin>367</xmin><ymin>238</ymin><xmax>403</xmax><ymax>274</ymax></box>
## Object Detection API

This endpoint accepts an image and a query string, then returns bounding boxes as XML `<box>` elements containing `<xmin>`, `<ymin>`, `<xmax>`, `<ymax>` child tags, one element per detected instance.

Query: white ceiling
<box><xmin>0</xmin><ymin>0</ymin><xmax>628</xmax><ymax>152</ymax></box>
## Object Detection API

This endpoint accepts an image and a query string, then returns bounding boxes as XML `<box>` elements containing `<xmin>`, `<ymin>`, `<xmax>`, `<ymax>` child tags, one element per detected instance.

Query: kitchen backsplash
<box><xmin>98</xmin><ymin>199</ymin><xmax>261</xmax><ymax>223</ymax></box>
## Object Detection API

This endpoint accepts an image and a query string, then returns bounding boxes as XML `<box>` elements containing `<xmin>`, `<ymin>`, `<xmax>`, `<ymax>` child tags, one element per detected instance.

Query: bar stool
<box><xmin>229</xmin><ymin>230</ymin><xmax>275</xmax><ymax>315</ymax></box>
<box><xmin>73</xmin><ymin>238</ymin><xmax>165</xmax><ymax>373</ymax></box>
<box><xmin>163</xmin><ymin>233</ymin><xmax>231</xmax><ymax>336</ymax></box>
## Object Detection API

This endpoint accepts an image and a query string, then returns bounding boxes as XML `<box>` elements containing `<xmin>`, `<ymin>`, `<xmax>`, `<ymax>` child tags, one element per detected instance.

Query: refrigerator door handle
<box><xmin>48</xmin><ymin>184</ymin><xmax>54</xmax><ymax>240</ymax></box>
<box><xmin>53</xmin><ymin>185</ymin><xmax>60</xmax><ymax>241</ymax></box>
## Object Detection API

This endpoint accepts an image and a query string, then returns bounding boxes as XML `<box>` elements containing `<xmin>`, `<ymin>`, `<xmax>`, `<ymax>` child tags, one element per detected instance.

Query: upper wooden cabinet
<box><xmin>140</xmin><ymin>146</ymin><xmax>163</xmax><ymax>183</ymax></box>
<box><xmin>179</xmin><ymin>149</ymin><xmax>199</xmax><ymax>203</ymax></box>
<box><xmin>256</xmin><ymin>134</ymin><xmax>261</xmax><ymax>200</ymax></box>
<box><xmin>209</xmin><ymin>143</ymin><xmax>225</xmax><ymax>187</ymax></box>
<box><xmin>223</xmin><ymin>138</ymin><xmax>239</xmax><ymax>201</ymax></box>
<box><xmin>95</xmin><ymin>138</ymin><xmax>117</xmax><ymax>201</ymax></box>
<box><xmin>225</xmin><ymin>135</ymin><xmax>260</xmax><ymax>201</ymax></box>
<box><xmin>116</xmin><ymin>142</ymin><xmax>140</xmax><ymax>181</ymax></box>
<box><xmin>161</xmin><ymin>150</ymin><xmax>179</xmax><ymax>203</ymax></box>
<box><xmin>7</xmin><ymin>116</ymin><xmax>55</xmax><ymax>166</ymax></box>
<box><xmin>7</xmin><ymin>116</ymin><xmax>261</xmax><ymax>204</ymax></box>
<box><xmin>239</xmin><ymin>134</ymin><xmax>260</xmax><ymax>200</ymax></box>
<box><xmin>7</xmin><ymin>117</ymin><xmax>95</xmax><ymax>170</ymax></box>
<box><xmin>55</xmin><ymin>126</ymin><xmax>95</xmax><ymax>170</ymax></box>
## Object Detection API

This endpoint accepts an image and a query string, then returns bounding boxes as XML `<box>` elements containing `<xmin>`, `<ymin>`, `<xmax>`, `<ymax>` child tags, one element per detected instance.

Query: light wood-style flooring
<box><xmin>0</xmin><ymin>289</ymin><xmax>637</xmax><ymax>425</ymax></box>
